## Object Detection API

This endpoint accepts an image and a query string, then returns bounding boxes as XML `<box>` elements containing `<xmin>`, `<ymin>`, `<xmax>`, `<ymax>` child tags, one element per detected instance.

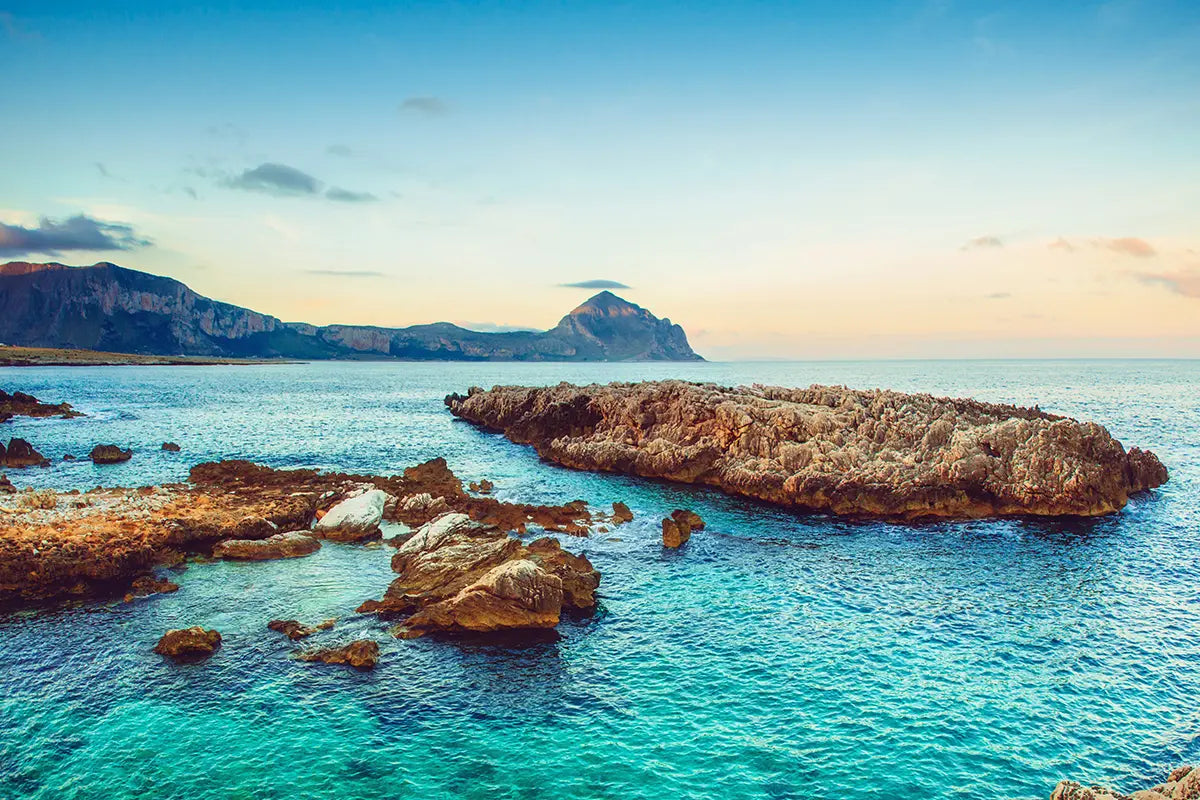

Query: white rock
<box><xmin>315</xmin><ymin>489</ymin><xmax>387</xmax><ymax>533</ymax></box>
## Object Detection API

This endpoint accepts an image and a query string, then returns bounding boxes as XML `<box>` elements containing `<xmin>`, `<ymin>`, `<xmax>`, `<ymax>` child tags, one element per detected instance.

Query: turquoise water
<box><xmin>1</xmin><ymin>360</ymin><xmax>1197</xmax><ymax>799</ymax></box>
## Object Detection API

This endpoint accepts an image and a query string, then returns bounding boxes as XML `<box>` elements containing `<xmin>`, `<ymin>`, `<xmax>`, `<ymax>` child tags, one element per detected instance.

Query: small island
<box><xmin>446</xmin><ymin>380</ymin><xmax>1169</xmax><ymax>520</ymax></box>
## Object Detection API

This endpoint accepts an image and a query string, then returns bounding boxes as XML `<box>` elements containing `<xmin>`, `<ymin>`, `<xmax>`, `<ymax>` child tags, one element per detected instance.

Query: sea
<box><xmin>1</xmin><ymin>359</ymin><xmax>1197</xmax><ymax>800</ymax></box>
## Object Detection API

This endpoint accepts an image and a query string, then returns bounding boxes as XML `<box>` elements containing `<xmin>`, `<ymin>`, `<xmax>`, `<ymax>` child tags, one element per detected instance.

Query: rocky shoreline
<box><xmin>446</xmin><ymin>380</ymin><xmax>1169</xmax><ymax>520</ymax></box>
<box><xmin>1052</xmin><ymin>765</ymin><xmax>1197</xmax><ymax>799</ymax></box>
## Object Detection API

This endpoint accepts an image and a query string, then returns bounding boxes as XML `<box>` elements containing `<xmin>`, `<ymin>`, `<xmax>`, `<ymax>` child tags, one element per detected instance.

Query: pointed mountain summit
<box><xmin>0</xmin><ymin>262</ymin><xmax>703</xmax><ymax>362</ymax></box>
<box><xmin>551</xmin><ymin>291</ymin><xmax>702</xmax><ymax>361</ymax></box>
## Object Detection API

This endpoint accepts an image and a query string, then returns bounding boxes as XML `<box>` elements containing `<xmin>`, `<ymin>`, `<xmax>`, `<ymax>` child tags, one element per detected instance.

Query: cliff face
<box><xmin>0</xmin><ymin>262</ymin><xmax>703</xmax><ymax>361</ymax></box>
<box><xmin>445</xmin><ymin>380</ymin><xmax>1169</xmax><ymax>520</ymax></box>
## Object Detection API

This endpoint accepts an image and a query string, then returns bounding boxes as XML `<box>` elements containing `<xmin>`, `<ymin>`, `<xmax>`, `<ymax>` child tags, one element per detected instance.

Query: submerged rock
<box><xmin>127</xmin><ymin>574</ymin><xmax>180</xmax><ymax>599</ymax></box>
<box><xmin>162</xmin><ymin>442</ymin><xmax>181</xmax><ymax>452</ymax></box>
<box><xmin>313</xmin><ymin>489</ymin><xmax>388</xmax><ymax>541</ymax></box>
<box><xmin>90</xmin><ymin>445</ymin><xmax>132</xmax><ymax>464</ymax></box>
<box><xmin>297</xmin><ymin>639</ymin><xmax>379</xmax><ymax>669</ymax></box>
<box><xmin>269</xmin><ymin>618</ymin><xmax>336</xmax><ymax>640</ymax></box>
<box><xmin>359</xmin><ymin>512</ymin><xmax>600</xmax><ymax>637</ymax></box>
<box><xmin>213</xmin><ymin>531</ymin><xmax>321</xmax><ymax>560</ymax></box>
<box><xmin>1051</xmin><ymin>765</ymin><xmax>1195</xmax><ymax>800</ymax></box>
<box><xmin>2</xmin><ymin>438</ymin><xmax>50</xmax><ymax>468</ymax></box>
<box><xmin>446</xmin><ymin>381</ymin><xmax>1170</xmax><ymax>520</ymax></box>
<box><xmin>153</xmin><ymin>626</ymin><xmax>221</xmax><ymax>659</ymax></box>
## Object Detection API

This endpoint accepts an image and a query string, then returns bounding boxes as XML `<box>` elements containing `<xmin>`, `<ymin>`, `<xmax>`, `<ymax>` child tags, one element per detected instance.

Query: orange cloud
<box><xmin>1096</xmin><ymin>237</ymin><xmax>1156</xmax><ymax>257</ymax></box>
<box><xmin>1137</xmin><ymin>268</ymin><xmax>1200</xmax><ymax>298</ymax></box>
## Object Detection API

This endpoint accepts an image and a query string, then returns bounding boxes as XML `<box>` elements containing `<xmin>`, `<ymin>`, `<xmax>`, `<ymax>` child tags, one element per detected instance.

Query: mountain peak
<box><xmin>570</xmin><ymin>290</ymin><xmax>641</xmax><ymax>317</ymax></box>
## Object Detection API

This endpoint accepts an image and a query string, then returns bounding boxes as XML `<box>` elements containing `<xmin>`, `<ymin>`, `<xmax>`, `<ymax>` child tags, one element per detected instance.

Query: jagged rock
<box><xmin>313</xmin><ymin>489</ymin><xmax>388</xmax><ymax>541</ymax></box>
<box><xmin>2</xmin><ymin>438</ymin><xmax>49</xmax><ymax>468</ymax></box>
<box><xmin>126</xmin><ymin>574</ymin><xmax>179</xmax><ymax>599</ymax></box>
<box><xmin>0</xmin><ymin>389</ymin><xmax>82</xmax><ymax>421</ymax></box>
<box><xmin>162</xmin><ymin>442</ymin><xmax>181</xmax><ymax>452</ymax></box>
<box><xmin>269</xmin><ymin>618</ymin><xmax>336</xmax><ymax>640</ymax></box>
<box><xmin>1051</xmin><ymin>766</ymin><xmax>1195</xmax><ymax>800</ymax></box>
<box><xmin>359</xmin><ymin>512</ymin><xmax>600</xmax><ymax>637</ymax></box>
<box><xmin>611</xmin><ymin>502</ymin><xmax>634</xmax><ymax>524</ymax></box>
<box><xmin>90</xmin><ymin>445</ymin><xmax>132</xmax><ymax>464</ymax></box>
<box><xmin>446</xmin><ymin>381</ymin><xmax>1170</xmax><ymax>520</ymax></box>
<box><xmin>297</xmin><ymin>639</ymin><xmax>379</xmax><ymax>669</ymax></box>
<box><xmin>213</xmin><ymin>531</ymin><xmax>321</xmax><ymax>560</ymax></box>
<box><xmin>153</xmin><ymin>626</ymin><xmax>221</xmax><ymax>659</ymax></box>
<box><xmin>469</xmin><ymin>479</ymin><xmax>495</xmax><ymax>494</ymax></box>
<box><xmin>661</xmin><ymin>517</ymin><xmax>690</xmax><ymax>548</ymax></box>
<box><xmin>0</xmin><ymin>473</ymin><xmax>14</xmax><ymax>494</ymax></box>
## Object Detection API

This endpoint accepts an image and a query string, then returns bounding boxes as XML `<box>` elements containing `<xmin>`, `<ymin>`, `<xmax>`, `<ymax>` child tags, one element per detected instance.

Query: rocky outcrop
<box><xmin>662</xmin><ymin>510</ymin><xmax>704</xmax><ymax>548</ymax></box>
<box><xmin>611</xmin><ymin>502</ymin><xmax>634</xmax><ymax>524</ymax></box>
<box><xmin>297</xmin><ymin>639</ymin><xmax>379</xmax><ymax>669</ymax></box>
<box><xmin>446</xmin><ymin>381</ymin><xmax>1170</xmax><ymax>520</ymax></box>
<box><xmin>358</xmin><ymin>513</ymin><xmax>600</xmax><ymax>637</ymax></box>
<box><xmin>313</xmin><ymin>489</ymin><xmax>387</xmax><ymax>541</ymax></box>
<box><xmin>126</xmin><ymin>575</ymin><xmax>179</xmax><ymax>599</ymax></box>
<box><xmin>213</xmin><ymin>531</ymin><xmax>321</xmax><ymax>560</ymax></box>
<box><xmin>89</xmin><ymin>445</ymin><xmax>132</xmax><ymax>464</ymax></box>
<box><xmin>153</xmin><ymin>627</ymin><xmax>221</xmax><ymax>659</ymax></box>
<box><xmin>0</xmin><ymin>473</ymin><xmax>15</xmax><ymax>494</ymax></box>
<box><xmin>0</xmin><ymin>458</ymin><xmax>607</xmax><ymax>606</ymax></box>
<box><xmin>1051</xmin><ymin>765</ymin><xmax>1196</xmax><ymax>800</ymax></box>
<box><xmin>1</xmin><ymin>439</ymin><xmax>49</xmax><ymax>468</ymax></box>
<box><xmin>268</xmin><ymin>618</ymin><xmax>336</xmax><ymax>640</ymax></box>
<box><xmin>162</xmin><ymin>442</ymin><xmax>181</xmax><ymax>452</ymax></box>
<box><xmin>0</xmin><ymin>390</ymin><xmax>82</xmax><ymax>421</ymax></box>
<box><xmin>0</xmin><ymin>261</ymin><xmax>703</xmax><ymax>361</ymax></box>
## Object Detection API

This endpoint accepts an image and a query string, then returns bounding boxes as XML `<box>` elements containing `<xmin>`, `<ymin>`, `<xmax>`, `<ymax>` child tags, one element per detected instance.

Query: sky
<box><xmin>2</xmin><ymin>0</ymin><xmax>1199</xmax><ymax>359</ymax></box>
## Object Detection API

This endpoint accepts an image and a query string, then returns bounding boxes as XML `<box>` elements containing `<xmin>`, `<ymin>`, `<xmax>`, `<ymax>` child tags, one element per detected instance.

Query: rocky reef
<box><xmin>1051</xmin><ymin>765</ymin><xmax>1197</xmax><ymax>799</ymax></box>
<box><xmin>446</xmin><ymin>380</ymin><xmax>1169</xmax><ymax>520</ymax></box>
<box><xmin>297</xmin><ymin>639</ymin><xmax>380</xmax><ymax>670</ymax></box>
<box><xmin>0</xmin><ymin>457</ymin><xmax>600</xmax><ymax>606</ymax></box>
<box><xmin>0</xmin><ymin>389</ymin><xmax>82</xmax><ymax>422</ymax></box>
<box><xmin>154</xmin><ymin>626</ymin><xmax>222</xmax><ymax>660</ymax></box>
<box><xmin>358</xmin><ymin>513</ymin><xmax>600</xmax><ymax>637</ymax></box>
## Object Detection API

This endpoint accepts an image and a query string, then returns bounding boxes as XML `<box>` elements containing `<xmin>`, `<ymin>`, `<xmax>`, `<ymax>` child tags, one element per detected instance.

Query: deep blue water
<box><xmin>1</xmin><ymin>360</ymin><xmax>1197</xmax><ymax>800</ymax></box>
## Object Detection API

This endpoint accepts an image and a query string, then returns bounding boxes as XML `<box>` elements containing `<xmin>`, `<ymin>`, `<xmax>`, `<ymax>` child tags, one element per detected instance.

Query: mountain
<box><xmin>0</xmin><ymin>261</ymin><xmax>703</xmax><ymax>362</ymax></box>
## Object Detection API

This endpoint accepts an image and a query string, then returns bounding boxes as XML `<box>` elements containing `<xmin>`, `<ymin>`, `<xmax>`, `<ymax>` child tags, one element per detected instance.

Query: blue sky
<box><xmin>2</xmin><ymin>0</ymin><xmax>1199</xmax><ymax>357</ymax></box>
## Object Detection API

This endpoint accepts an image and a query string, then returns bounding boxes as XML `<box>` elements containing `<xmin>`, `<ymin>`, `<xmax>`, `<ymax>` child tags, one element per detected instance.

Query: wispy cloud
<box><xmin>0</xmin><ymin>214</ymin><xmax>151</xmax><ymax>257</ymax></box>
<box><xmin>559</xmin><ymin>279</ymin><xmax>632</xmax><ymax>289</ymax></box>
<box><xmin>400</xmin><ymin>96</ymin><xmax>450</xmax><ymax>116</ymax></box>
<box><xmin>1136</xmin><ymin>268</ymin><xmax>1200</xmax><ymax>298</ymax></box>
<box><xmin>1048</xmin><ymin>237</ymin><xmax>1075</xmax><ymax>252</ymax></box>
<box><xmin>1096</xmin><ymin>237</ymin><xmax>1155</xmax><ymax>258</ymax></box>
<box><xmin>962</xmin><ymin>235</ymin><xmax>1003</xmax><ymax>250</ymax></box>
<box><xmin>325</xmin><ymin>187</ymin><xmax>378</xmax><ymax>203</ymax></box>
<box><xmin>326</xmin><ymin>144</ymin><xmax>354</xmax><ymax>157</ymax></box>
<box><xmin>455</xmin><ymin>320</ymin><xmax>539</xmax><ymax>333</ymax></box>
<box><xmin>223</xmin><ymin>163</ymin><xmax>322</xmax><ymax>196</ymax></box>
<box><xmin>985</xmin><ymin>292</ymin><xmax>1011</xmax><ymax>299</ymax></box>
<box><xmin>303</xmin><ymin>269</ymin><xmax>387</xmax><ymax>278</ymax></box>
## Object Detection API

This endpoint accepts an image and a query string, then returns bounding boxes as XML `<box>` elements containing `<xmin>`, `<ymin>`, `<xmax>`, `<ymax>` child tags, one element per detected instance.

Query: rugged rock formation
<box><xmin>213</xmin><ymin>531</ymin><xmax>321</xmax><ymax>560</ymax></box>
<box><xmin>446</xmin><ymin>381</ymin><xmax>1170</xmax><ymax>520</ymax></box>
<box><xmin>268</xmin><ymin>618</ymin><xmax>336</xmax><ymax>640</ymax></box>
<box><xmin>313</xmin><ymin>489</ymin><xmax>387</xmax><ymax>541</ymax></box>
<box><xmin>153</xmin><ymin>627</ymin><xmax>221</xmax><ymax>659</ymax></box>
<box><xmin>611</xmin><ymin>502</ymin><xmax>634</xmax><ymax>524</ymax></box>
<box><xmin>662</xmin><ymin>510</ymin><xmax>704</xmax><ymax>548</ymax></box>
<box><xmin>0</xmin><ymin>389</ymin><xmax>82</xmax><ymax>422</ymax></box>
<box><xmin>0</xmin><ymin>473</ymin><xmax>15</xmax><ymax>494</ymax></box>
<box><xmin>469</xmin><ymin>479</ymin><xmax>494</xmax><ymax>494</ymax></box>
<box><xmin>89</xmin><ymin>445</ymin><xmax>132</xmax><ymax>464</ymax></box>
<box><xmin>1</xmin><ymin>439</ymin><xmax>50</xmax><ymax>468</ymax></box>
<box><xmin>297</xmin><ymin>639</ymin><xmax>379</xmax><ymax>669</ymax></box>
<box><xmin>358</xmin><ymin>513</ymin><xmax>600</xmax><ymax>637</ymax></box>
<box><xmin>162</xmin><ymin>442</ymin><xmax>181</xmax><ymax>452</ymax></box>
<box><xmin>0</xmin><ymin>261</ymin><xmax>702</xmax><ymax>361</ymax></box>
<box><xmin>1051</xmin><ymin>765</ymin><xmax>1197</xmax><ymax>799</ymax></box>
<box><xmin>126</xmin><ymin>575</ymin><xmax>179</xmax><ymax>599</ymax></box>
<box><xmin>0</xmin><ymin>458</ymin><xmax>604</xmax><ymax>605</ymax></box>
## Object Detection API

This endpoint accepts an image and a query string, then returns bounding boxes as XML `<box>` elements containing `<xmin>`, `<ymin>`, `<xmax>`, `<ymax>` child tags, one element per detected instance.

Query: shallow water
<box><xmin>1</xmin><ymin>360</ymin><xmax>1197</xmax><ymax>800</ymax></box>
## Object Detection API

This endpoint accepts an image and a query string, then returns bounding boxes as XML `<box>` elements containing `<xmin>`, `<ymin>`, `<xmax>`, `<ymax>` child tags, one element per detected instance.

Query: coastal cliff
<box><xmin>0</xmin><ymin>261</ymin><xmax>702</xmax><ymax>362</ymax></box>
<box><xmin>445</xmin><ymin>380</ymin><xmax>1169</xmax><ymax>519</ymax></box>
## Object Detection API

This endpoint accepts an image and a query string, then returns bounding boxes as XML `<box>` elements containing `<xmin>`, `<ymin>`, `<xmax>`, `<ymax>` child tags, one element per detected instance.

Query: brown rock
<box><xmin>268</xmin><ymin>618</ymin><xmax>335</xmax><ymax>640</ymax></box>
<box><xmin>297</xmin><ymin>639</ymin><xmax>379</xmax><ymax>669</ymax></box>
<box><xmin>1050</xmin><ymin>767</ymin><xmax>1195</xmax><ymax>800</ymax></box>
<box><xmin>1175</xmin><ymin>767</ymin><xmax>1200</xmax><ymax>800</ymax></box>
<box><xmin>162</xmin><ymin>442</ymin><xmax>181</xmax><ymax>452</ymax></box>
<box><xmin>611</xmin><ymin>501</ymin><xmax>634</xmax><ymax>523</ymax></box>
<box><xmin>0</xmin><ymin>473</ymin><xmax>14</xmax><ymax>494</ymax></box>
<box><xmin>153</xmin><ymin>626</ymin><xmax>221</xmax><ymax>659</ymax></box>
<box><xmin>128</xmin><ymin>574</ymin><xmax>180</xmax><ymax>597</ymax></box>
<box><xmin>90</xmin><ymin>445</ymin><xmax>132</xmax><ymax>464</ymax></box>
<box><xmin>446</xmin><ymin>381</ymin><xmax>1170</xmax><ymax>520</ymax></box>
<box><xmin>360</xmin><ymin>512</ymin><xmax>600</xmax><ymax>637</ymax></box>
<box><xmin>661</xmin><ymin>516</ymin><xmax>691</xmax><ymax>548</ymax></box>
<box><xmin>213</xmin><ymin>531</ymin><xmax>321</xmax><ymax>560</ymax></box>
<box><xmin>671</xmin><ymin>508</ymin><xmax>705</xmax><ymax>530</ymax></box>
<box><xmin>0</xmin><ymin>390</ymin><xmax>82</xmax><ymax>421</ymax></box>
<box><xmin>2</xmin><ymin>438</ymin><xmax>50</xmax><ymax>468</ymax></box>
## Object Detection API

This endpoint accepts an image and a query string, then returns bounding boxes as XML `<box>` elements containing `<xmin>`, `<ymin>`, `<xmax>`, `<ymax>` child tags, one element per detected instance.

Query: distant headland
<box><xmin>0</xmin><ymin>261</ymin><xmax>703</xmax><ymax>362</ymax></box>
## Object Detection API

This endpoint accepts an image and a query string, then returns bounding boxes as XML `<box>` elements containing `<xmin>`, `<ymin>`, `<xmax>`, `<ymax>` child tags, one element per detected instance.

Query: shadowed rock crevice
<box><xmin>446</xmin><ymin>380</ymin><xmax>1169</xmax><ymax>520</ymax></box>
